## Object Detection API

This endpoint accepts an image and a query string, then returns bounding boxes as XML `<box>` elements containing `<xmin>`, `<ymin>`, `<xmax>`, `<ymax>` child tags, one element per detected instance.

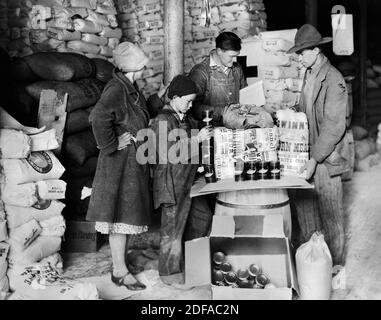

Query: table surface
<box><xmin>190</xmin><ymin>176</ymin><xmax>313</xmax><ymax>197</ymax></box>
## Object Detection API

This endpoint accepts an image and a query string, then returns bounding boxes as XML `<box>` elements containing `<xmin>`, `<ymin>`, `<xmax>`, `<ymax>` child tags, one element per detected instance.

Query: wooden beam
<box><xmin>164</xmin><ymin>0</ymin><xmax>184</xmax><ymax>85</ymax></box>
<box><xmin>358</xmin><ymin>0</ymin><xmax>367</xmax><ymax>127</ymax></box>
<box><xmin>305</xmin><ymin>0</ymin><xmax>318</xmax><ymax>26</ymax></box>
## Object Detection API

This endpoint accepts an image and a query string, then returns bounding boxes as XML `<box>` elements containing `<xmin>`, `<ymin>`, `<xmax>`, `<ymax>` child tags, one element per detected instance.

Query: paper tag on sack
<box><xmin>332</xmin><ymin>13</ymin><xmax>354</xmax><ymax>56</ymax></box>
<box><xmin>81</xmin><ymin>187</ymin><xmax>92</xmax><ymax>200</ymax></box>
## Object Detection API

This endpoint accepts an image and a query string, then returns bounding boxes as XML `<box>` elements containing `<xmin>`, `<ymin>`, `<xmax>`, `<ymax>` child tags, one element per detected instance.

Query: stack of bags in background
<box><xmin>115</xmin><ymin>0</ymin><xmax>164</xmax><ymax>99</ymax></box>
<box><xmin>4</xmin><ymin>0</ymin><xmax>122</xmax><ymax>62</ymax></box>
<box><xmin>365</xmin><ymin>61</ymin><xmax>381</xmax><ymax>129</ymax></box>
<box><xmin>184</xmin><ymin>0</ymin><xmax>267</xmax><ymax>74</ymax></box>
<box><xmin>366</xmin><ymin>60</ymin><xmax>381</xmax><ymax>89</ymax></box>
<box><xmin>0</xmin><ymin>128</ymin><xmax>67</xmax><ymax>294</ymax></box>
<box><xmin>0</xmin><ymin>0</ymin><xmax>9</xmax><ymax>50</ymax></box>
<box><xmin>0</xmin><ymin>197</ymin><xmax>9</xmax><ymax>299</ymax></box>
<box><xmin>7</xmin><ymin>51</ymin><xmax>114</xmax><ymax>226</ymax></box>
<box><xmin>255</xmin><ymin>29</ymin><xmax>303</xmax><ymax>115</ymax></box>
<box><xmin>351</xmin><ymin>125</ymin><xmax>381</xmax><ymax>172</ymax></box>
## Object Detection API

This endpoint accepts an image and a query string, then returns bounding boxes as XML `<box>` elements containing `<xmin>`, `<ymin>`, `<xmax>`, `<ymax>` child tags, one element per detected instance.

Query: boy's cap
<box><xmin>168</xmin><ymin>75</ymin><xmax>198</xmax><ymax>99</ymax></box>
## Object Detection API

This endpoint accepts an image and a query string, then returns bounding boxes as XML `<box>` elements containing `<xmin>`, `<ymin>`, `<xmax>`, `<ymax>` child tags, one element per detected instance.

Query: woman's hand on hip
<box><xmin>117</xmin><ymin>132</ymin><xmax>134</xmax><ymax>150</ymax></box>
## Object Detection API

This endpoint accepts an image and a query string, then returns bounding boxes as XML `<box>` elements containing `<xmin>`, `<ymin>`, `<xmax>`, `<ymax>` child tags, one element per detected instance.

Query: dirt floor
<box><xmin>40</xmin><ymin>162</ymin><xmax>381</xmax><ymax>300</ymax></box>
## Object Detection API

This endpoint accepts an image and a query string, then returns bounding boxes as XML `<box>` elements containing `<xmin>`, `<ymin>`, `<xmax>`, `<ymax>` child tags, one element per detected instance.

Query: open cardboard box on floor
<box><xmin>185</xmin><ymin>214</ymin><xmax>299</xmax><ymax>300</ymax></box>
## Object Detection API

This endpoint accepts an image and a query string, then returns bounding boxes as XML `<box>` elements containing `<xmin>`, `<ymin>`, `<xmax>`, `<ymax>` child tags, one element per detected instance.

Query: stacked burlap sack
<box><xmin>7</xmin><ymin>50</ymin><xmax>114</xmax><ymax>231</ymax></box>
<box><xmin>255</xmin><ymin>29</ymin><xmax>303</xmax><ymax>114</ymax></box>
<box><xmin>352</xmin><ymin>124</ymin><xmax>381</xmax><ymax>172</ymax></box>
<box><xmin>184</xmin><ymin>0</ymin><xmax>267</xmax><ymax>74</ymax></box>
<box><xmin>115</xmin><ymin>0</ymin><xmax>164</xmax><ymax>98</ymax></box>
<box><xmin>0</xmin><ymin>128</ymin><xmax>67</xmax><ymax>293</ymax></box>
<box><xmin>5</xmin><ymin>0</ymin><xmax>122</xmax><ymax>61</ymax></box>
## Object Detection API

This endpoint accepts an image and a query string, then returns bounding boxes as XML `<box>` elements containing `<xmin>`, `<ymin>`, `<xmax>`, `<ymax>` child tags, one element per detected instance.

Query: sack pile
<box><xmin>255</xmin><ymin>29</ymin><xmax>303</xmax><ymax>114</ymax></box>
<box><xmin>4</xmin><ymin>0</ymin><xmax>122</xmax><ymax>62</ymax></box>
<box><xmin>0</xmin><ymin>128</ymin><xmax>68</xmax><ymax>297</ymax></box>
<box><xmin>352</xmin><ymin>125</ymin><xmax>381</xmax><ymax>172</ymax></box>
<box><xmin>115</xmin><ymin>0</ymin><xmax>164</xmax><ymax>99</ymax></box>
<box><xmin>276</xmin><ymin>108</ymin><xmax>309</xmax><ymax>178</ymax></box>
<box><xmin>184</xmin><ymin>0</ymin><xmax>268</xmax><ymax>73</ymax></box>
<box><xmin>6</xmin><ymin>252</ymin><xmax>99</xmax><ymax>299</ymax></box>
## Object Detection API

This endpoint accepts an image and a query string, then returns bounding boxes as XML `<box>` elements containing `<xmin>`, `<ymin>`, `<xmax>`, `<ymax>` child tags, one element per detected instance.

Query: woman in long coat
<box><xmin>86</xmin><ymin>42</ymin><xmax>152</xmax><ymax>290</ymax></box>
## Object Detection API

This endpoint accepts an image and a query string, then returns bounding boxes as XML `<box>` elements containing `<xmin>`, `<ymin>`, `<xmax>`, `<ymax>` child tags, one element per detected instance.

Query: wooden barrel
<box><xmin>214</xmin><ymin>189</ymin><xmax>292</xmax><ymax>239</ymax></box>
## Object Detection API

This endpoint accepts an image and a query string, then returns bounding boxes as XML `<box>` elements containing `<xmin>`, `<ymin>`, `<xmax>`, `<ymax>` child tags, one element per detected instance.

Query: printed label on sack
<box><xmin>26</xmin><ymin>151</ymin><xmax>53</xmax><ymax>174</ymax></box>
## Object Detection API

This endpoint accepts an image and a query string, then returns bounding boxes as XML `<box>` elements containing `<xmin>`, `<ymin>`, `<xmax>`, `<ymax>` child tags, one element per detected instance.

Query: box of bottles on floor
<box><xmin>185</xmin><ymin>214</ymin><xmax>299</xmax><ymax>300</ymax></box>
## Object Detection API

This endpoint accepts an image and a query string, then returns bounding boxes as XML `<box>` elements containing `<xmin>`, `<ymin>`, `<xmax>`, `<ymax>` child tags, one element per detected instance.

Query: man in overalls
<box><xmin>184</xmin><ymin>32</ymin><xmax>248</xmax><ymax>242</ymax></box>
<box><xmin>189</xmin><ymin>31</ymin><xmax>248</xmax><ymax>126</ymax></box>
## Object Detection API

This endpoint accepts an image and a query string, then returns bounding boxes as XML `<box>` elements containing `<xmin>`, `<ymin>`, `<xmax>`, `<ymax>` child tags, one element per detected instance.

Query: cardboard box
<box><xmin>62</xmin><ymin>220</ymin><xmax>103</xmax><ymax>253</ymax></box>
<box><xmin>185</xmin><ymin>214</ymin><xmax>299</xmax><ymax>300</ymax></box>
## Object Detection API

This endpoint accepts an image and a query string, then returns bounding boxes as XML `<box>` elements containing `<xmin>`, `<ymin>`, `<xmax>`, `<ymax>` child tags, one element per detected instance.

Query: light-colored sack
<box><xmin>7</xmin><ymin>236</ymin><xmax>62</xmax><ymax>266</ymax></box>
<box><xmin>259</xmin><ymin>29</ymin><xmax>297</xmax><ymax>43</ymax></box>
<box><xmin>67</xmin><ymin>40</ymin><xmax>100</xmax><ymax>54</ymax></box>
<box><xmin>354</xmin><ymin>153</ymin><xmax>381</xmax><ymax>172</ymax></box>
<box><xmin>40</xmin><ymin>215</ymin><xmax>66</xmax><ymax>237</ymax></box>
<box><xmin>82</xmin><ymin>33</ymin><xmax>108</xmax><ymax>46</ymax></box>
<box><xmin>1</xmin><ymin>183</ymin><xmax>38</xmax><ymax>207</ymax></box>
<box><xmin>0</xmin><ymin>220</ymin><xmax>7</xmax><ymax>242</ymax></box>
<box><xmin>70</xmin><ymin>0</ymin><xmax>97</xmax><ymax>10</ymax></box>
<box><xmin>37</xmin><ymin>179</ymin><xmax>66</xmax><ymax>200</ymax></box>
<box><xmin>0</xmin><ymin>243</ymin><xmax>9</xmax><ymax>279</ymax></box>
<box><xmin>0</xmin><ymin>129</ymin><xmax>31</xmax><ymax>158</ymax></box>
<box><xmin>262</xmin><ymin>38</ymin><xmax>294</xmax><ymax>52</ymax></box>
<box><xmin>7</xmin><ymin>262</ymin><xmax>98</xmax><ymax>300</ymax></box>
<box><xmin>258</xmin><ymin>65</ymin><xmax>299</xmax><ymax>80</ymax></box>
<box><xmin>0</xmin><ymin>151</ymin><xmax>65</xmax><ymax>185</ymax></box>
<box><xmin>5</xmin><ymin>200</ymin><xmax>65</xmax><ymax>229</ymax></box>
<box><xmin>265</xmin><ymin>89</ymin><xmax>299</xmax><ymax>105</ymax></box>
<box><xmin>354</xmin><ymin>137</ymin><xmax>377</xmax><ymax>160</ymax></box>
<box><xmin>276</xmin><ymin>108</ymin><xmax>309</xmax><ymax>178</ymax></box>
<box><xmin>296</xmin><ymin>232</ymin><xmax>333</xmax><ymax>300</ymax></box>
<box><xmin>0</xmin><ymin>276</ymin><xmax>9</xmax><ymax>294</ymax></box>
<box><xmin>47</xmin><ymin>28</ymin><xmax>81</xmax><ymax>41</ymax></box>
<box><xmin>86</xmin><ymin>10</ymin><xmax>109</xmax><ymax>26</ymax></box>
<box><xmin>100</xmin><ymin>46</ymin><xmax>113</xmax><ymax>57</ymax></box>
<box><xmin>73</xmin><ymin>18</ymin><xmax>102</xmax><ymax>34</ymax></box>
<box><xmin>99</xmin><ymin>26</ymin><xmax>122</xmax><ymax>38</ymax></box>
<box><xmin>8</xmin><ymin>219</ymin><xmax>42</xmax><ymax>251</ymax></box>
<box><xmin>29</xmin><ymin>129</ymin><xmax>59</xmax><ymax>152</ymax></box>
<box><xmin>96</xmin><ymin>4</ymin><xmax>117</xmax><ymax>15</ymax></box>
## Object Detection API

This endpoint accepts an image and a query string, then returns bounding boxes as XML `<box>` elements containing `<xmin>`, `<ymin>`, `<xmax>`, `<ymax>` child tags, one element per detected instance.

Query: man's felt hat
<box><xmin>287</xmin><ymin>24</ymin><xmax>332</xmax><ymax>54</ymax></box>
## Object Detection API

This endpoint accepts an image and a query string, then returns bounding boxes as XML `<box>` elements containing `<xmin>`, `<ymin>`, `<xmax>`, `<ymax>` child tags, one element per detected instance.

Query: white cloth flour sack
<box><xmin>0</xmin><ymin>129</ymin><xmax>31</xmax><ymax>159</ymax></box>
<box><xmin>276</xmin><ymin>109</ymin><xmax>309</xmax><ymax>178</ymax></box>
<box><xmin>7</xmin><ymin>236</ymin><xmax>62</xmax><ymax>267</ymax></box>
<box><xmin>37</xmin><ymin>180</ymin><xmax>67</xmax><ymax>200</ymax></box>
<box><xmin>8</xmin><ymin>219</ymin><xmax>42</xmax><ymax>251</ymax></box>
<box><xmin>0</xmin><ymin>151</ymin><xmax>65</xmax><ymax>184</ymax></box>
<box><xmin>5</xmin><ymin>200</ymin><xmax>65</xmax><ymax>229</ymax></box>
<box><xmin>29</xmin><ymin>129</ymin><xmax>59</xmax><ymax>152</ymax></box>
<box><xmin>1</xmin><ymin>182</ymin><xmax>38</xmax><ymax>207</ymax></box>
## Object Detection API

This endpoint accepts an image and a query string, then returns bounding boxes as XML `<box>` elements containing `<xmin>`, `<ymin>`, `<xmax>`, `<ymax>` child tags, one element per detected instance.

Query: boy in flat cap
<box><xmin>149</xmin><ymin>75</ymin><xmax>213</xmax><ymax>285</ymax></box>
<box><xmin>288</xmin><ymin>24</ymin><xmax>351</xmax><ymax>266</ymax></box>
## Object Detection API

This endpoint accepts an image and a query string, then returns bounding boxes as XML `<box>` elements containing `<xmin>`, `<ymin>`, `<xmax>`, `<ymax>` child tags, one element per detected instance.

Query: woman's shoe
<box><xmin>111</xmin><ymin>272</ymin><xmax>146</xmax><ymax>291</ymax></box>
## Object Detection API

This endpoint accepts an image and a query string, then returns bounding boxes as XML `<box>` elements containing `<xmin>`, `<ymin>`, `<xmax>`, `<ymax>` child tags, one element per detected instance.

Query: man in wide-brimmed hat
<box><xmin>288</xmin><ymin>24</ymin><xmax>351</xmax><ymax>266</ymax></box>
